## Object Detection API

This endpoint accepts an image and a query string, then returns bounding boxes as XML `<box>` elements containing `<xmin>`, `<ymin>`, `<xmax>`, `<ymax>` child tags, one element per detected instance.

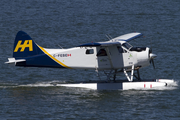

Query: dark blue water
<box><xmin>1</xmin><ymin>0</ymin><xmax>180</xmax><ymax>119</ymax></box>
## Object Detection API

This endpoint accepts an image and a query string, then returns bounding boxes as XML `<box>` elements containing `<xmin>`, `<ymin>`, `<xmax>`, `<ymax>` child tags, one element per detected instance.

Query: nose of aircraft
<box><xmin>150</xmin><ymin>53</ymin><xmax>157</xmax><ymax>59</ymax></box>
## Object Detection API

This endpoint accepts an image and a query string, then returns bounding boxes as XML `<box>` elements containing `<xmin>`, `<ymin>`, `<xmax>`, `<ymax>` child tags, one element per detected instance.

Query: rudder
<box><xmin>13</xmin><ymin>31</ymin><xmax>43</xmax><ymax>58</ymax></box>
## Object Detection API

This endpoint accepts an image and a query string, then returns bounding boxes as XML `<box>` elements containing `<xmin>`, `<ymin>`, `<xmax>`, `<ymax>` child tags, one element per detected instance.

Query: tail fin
<box><xmin>13</xmin><ymin>31</ymin><xmax>43</xmax><ymax>58</ymax></box>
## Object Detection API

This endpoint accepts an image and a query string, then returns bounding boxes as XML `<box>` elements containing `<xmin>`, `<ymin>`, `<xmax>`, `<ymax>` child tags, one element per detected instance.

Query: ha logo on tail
<box><xmin>14</xmin><ymin>40</ymin><xmax>33</xmax><ymax>52</ymax></box>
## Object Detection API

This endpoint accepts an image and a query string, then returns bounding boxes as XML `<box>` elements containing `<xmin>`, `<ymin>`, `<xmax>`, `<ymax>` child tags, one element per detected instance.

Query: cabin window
<box><xmin>97</xmin><ymin>49</ymin><xmax>107</xmax><ymax>56</ymax></box>
<box><xmin>86</xmin><ymin>49</ymin><xmax>94</xmax><ymax>54</ymax></box>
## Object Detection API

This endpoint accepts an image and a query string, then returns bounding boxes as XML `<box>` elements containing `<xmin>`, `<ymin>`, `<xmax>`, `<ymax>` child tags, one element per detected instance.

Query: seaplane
<box><xmin>5</xmin><ymin>31</ymin><xmax>175</xmax><ymax>90</ymax></box>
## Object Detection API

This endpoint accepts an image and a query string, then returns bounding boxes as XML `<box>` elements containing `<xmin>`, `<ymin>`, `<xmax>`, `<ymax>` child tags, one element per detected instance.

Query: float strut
<box><xmin>137</xmin><ymin>69</ymin><xmax>141</xmax><ymax>81</ymax></box>
<box><xmin>113</xmin><ymin>70</ymin><xmax>117</xmax><ymax>81</ymax></box>
<box><xmin>124</xmin><ymin>65</ymin><xmax>134</xmax><ymax>82</ymax></box>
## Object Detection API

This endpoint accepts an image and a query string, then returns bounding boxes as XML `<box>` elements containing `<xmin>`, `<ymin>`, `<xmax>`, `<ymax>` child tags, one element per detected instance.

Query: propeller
<box><xmin>149</xmin><ymin>49</ymin><xmax>157</xmax><ymax>69</ymax></box>
<box><xmin>148</xmin><ymin>37</ymin><xmax>157</xmax><ymax>69</ymax></box>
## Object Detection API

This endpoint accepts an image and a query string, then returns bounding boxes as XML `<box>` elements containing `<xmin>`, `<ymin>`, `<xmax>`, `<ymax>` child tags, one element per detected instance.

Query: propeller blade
<box><xmin>151</xmin><ymin>59</ymin><xmax>155</xmax><ymax>69</ymax></box>
<box><xmin>149</xmin><ymin>53</ymin><xmax>157</xmax><ymax>69</ymax></box>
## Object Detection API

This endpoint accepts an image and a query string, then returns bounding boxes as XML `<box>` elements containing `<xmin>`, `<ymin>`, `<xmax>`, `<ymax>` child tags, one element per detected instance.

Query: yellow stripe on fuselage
<box><xmin>38</xmin><ymin>45</ymin><xmax>71</xmax><ymax>69</ymax></box>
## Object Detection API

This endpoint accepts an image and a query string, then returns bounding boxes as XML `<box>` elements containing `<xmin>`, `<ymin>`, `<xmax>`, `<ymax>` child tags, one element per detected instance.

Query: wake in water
<box><xmin>0</xmin><ymin>80</ymin><xmax>179</xmax><ymax>90</ymax></box>
<box><xmin>0</xmin><ymin>80</ymin><xmax>63</xmax><ymax>88</ymax></box>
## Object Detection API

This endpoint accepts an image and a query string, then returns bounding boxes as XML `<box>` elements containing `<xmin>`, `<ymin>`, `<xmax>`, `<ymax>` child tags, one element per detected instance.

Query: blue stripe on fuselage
<box><xmin>16</xmin><ymin>54</ymin><xmax>66</xmax><ymax>68</ymax></box>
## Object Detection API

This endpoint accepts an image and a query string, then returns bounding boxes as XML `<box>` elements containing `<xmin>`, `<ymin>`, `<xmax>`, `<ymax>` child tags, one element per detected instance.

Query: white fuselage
<box><xmin>44</xmin><ymin>45</ymin><xmax>150</xmax><ymax>70</ymax></box>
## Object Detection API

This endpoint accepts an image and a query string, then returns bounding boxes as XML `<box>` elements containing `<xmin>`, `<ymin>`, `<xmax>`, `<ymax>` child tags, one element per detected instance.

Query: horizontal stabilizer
<box><xmin>5</xmin><ymin>58</ymin><xmax>26</xmax><ymax>64</ymax></box>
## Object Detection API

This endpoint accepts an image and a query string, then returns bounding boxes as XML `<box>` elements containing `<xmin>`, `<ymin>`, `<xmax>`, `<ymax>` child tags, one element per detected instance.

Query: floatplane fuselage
<box><xmin>5</xmin><ymin>31</ymin><xmax>175</xmax><ymax>90</ymax></box>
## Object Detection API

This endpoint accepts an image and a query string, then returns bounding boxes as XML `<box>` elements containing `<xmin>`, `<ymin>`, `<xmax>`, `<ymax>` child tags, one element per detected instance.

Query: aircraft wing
<box><xmin>77</xmin><ymin>32</ymin><xmax>142</xmax><ymax>47</ymax></box>
<box><xmin>110</xmin><ymin>32</ymin><xmax>143</xmax><ymax>43</ymax></box>
<box><xmin>77</xmin><ymin>41</ymin><xmax>121</xmax><ymax>47</ymax></box>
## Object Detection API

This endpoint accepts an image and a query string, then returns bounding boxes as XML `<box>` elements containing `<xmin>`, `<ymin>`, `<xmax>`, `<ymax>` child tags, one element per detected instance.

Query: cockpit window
<box><xmin>86</xmin><ymin>49</ymin><xmax>94</xmax><ymax>54</ymax></box>
<box><xmin>97</xmin><ymin>49</ymin><xmax>107</xmax><ymax>56</ymax></box>
<box><xmin>122</xmin><ymin>43</ymin><xmax>133</xmax><ymax>50</ymax></box>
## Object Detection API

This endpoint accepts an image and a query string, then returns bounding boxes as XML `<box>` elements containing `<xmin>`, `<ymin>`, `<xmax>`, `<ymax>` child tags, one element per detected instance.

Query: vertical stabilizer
<box><xmin>13</xmin><ymin>31</ymin><xmax>43</xmax><ymax>58</ymax></box>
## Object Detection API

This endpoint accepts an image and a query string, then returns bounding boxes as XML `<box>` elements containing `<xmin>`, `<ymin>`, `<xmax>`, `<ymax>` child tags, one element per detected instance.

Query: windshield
<box><xmin>122</xmin><ymin>42</ymin><xmax>133</xmax><ymax>50</ymax></box>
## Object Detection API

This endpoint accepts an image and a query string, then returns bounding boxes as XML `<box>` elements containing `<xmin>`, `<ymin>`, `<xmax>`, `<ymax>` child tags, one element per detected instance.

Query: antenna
<box><xmin>108</xmin><ymin>34</ymin><xmax>113</xmax><ymax>39</ymax></box>
<box><xmin>58</xmin><ymin>44</ymin><xmax>63</xmax><ymax>49</ymax></box>
<box><xmin>105</xmin><ymin>34</ymin><xmax>113</xmax><ymax>40</ymax></box>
